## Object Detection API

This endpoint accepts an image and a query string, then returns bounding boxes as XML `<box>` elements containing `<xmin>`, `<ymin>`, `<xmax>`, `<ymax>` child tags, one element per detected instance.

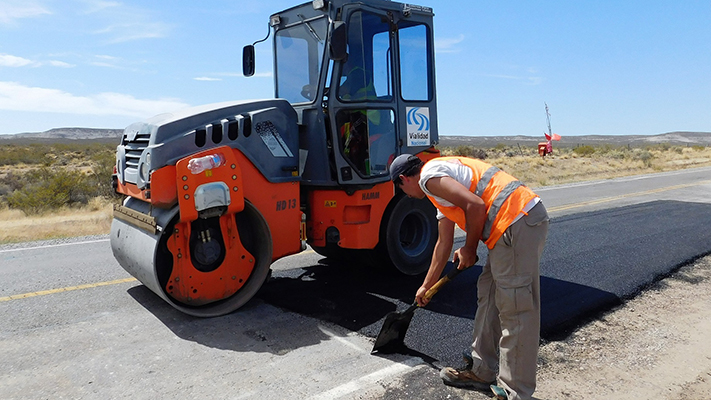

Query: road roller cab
<box><xmin>111</xmin><ymin>0</ymin><xmax>441</xmax><ymax>317</ymax></box>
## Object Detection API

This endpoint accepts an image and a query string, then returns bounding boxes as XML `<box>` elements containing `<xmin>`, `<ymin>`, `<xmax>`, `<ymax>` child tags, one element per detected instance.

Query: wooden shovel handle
<box><xmin>422</xmin><ymin>259</ymin><xmax>472</xmax><ymax>302</ymax></box>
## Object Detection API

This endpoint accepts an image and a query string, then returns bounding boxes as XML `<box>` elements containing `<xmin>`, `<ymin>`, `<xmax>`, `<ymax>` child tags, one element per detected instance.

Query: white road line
<box><xmin>536</xmin><ymin>166</ymin><xmax>711</xmax><ymax>191</ymax></box>
<box><xmin>0</xmin><ymin>238</ymin><xmax>110</xmax><ymax>254</ymax></box>
<box><xmin>318</xmin><ymin>325</ymin><xmax>369</xmax><ymax>353</ymax></box>
<box><xmin>309</xmin><ymin>357</ymin><xmax>422</xmax><ymax>400</ymax></box>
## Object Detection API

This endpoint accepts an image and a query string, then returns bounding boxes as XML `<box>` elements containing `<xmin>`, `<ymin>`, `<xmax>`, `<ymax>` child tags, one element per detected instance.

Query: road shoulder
<box><xmin>536</xmin><ymin>254</ymin><xmax>711</xmax><ymax>399</ymax></box>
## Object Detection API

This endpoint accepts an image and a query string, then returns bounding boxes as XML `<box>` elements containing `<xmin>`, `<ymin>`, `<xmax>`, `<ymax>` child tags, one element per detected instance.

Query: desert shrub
<box><xmin>6</xmin><ymin>183</ymin><xmax>68</xmax><ymax>214</ymax></box>
<box><xmin>470</xmin><ymin>148</ymin><xmax>487</xmax><ymax>160</ymax></box>
<box><xmin>0</xmin><ymin>144</ymin><xmax>52</xmax><ymax>166</ymax></box>
<box><xmin>451</xmin><ymin>145</ymin><xmax>487</xmax><ymax>160</ymax></box>
<box><xmin>691</xmin><ymin>145</ymin><xmax>705</xmax><ymax>151</ymax></box>
<box><xmin>0</xmin><ymin>143</ymin><xmax>116</xmax><ymax>167</ymax></box>
<box><xmin>452</xmin><ymin>145</ymin><xmax>472</xmax><ymax>156</ymax></box>
<box><xmin>573</xmin><ymin>145</ymin><xmax>596</xmax><ymax>156</ymax></box>
<box><xmin>87</xmin><ymin>151</ymin><xmax>118</xmax><ymax>198</ymax></box>
<box><xmin>634</xmin><ymin>150</ymin><xmax>654</xmax><ymax>167</ymax></box>
<box><xmin>0</xmin><ymin>172</ymin><xmax>24</xmax><ymax>196</ymax></box>
<box><xmin>595</xmin><ymin>144</ymin><xmax>616</xmax><ymax>155</ymax></box>
<box><xmin>647</xmin><ymin>143</ymin><xmax>671</xmax><ymax>152</ymax></box>
<box><xmin>5</xmin><ymin>168</ymin><xmax>94</xmax><ymax>214</ymax></box>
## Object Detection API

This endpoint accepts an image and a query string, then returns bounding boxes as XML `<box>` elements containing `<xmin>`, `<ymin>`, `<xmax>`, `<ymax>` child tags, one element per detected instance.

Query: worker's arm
<box><xmin>425</xmin><ymin>176</ymin><xmax>487</xmax><ymax>269</ymax></box>
<box><xmin>415</xmin><ymin>217</ymin><xmax>455</xmax><ymax>306</ymax></box>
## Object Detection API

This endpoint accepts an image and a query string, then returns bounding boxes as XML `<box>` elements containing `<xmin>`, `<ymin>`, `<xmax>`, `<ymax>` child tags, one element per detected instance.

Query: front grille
<box><xmin>122</xmin><ymin>132</ymin><xmax>151</xmax><ymax>172</ymax></box>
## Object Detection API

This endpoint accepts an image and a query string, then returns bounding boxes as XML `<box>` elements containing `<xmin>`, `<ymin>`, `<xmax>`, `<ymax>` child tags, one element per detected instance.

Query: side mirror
<box><xmin>329</xmin><ymin>21</ymin><xmax>347</xmax><ymax>61</ymax></box>
<box><xmin>243</xmin><ymin>45</ymin><xmax>255</xmax><ymax>77</ymax></box>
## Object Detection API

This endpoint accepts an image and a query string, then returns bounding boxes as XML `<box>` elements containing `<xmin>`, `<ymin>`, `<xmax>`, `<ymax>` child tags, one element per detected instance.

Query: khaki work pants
<box><xmin>469</xmin><ymin>201</ymin><xmax>549</xmax><ymax>400</ymax></box>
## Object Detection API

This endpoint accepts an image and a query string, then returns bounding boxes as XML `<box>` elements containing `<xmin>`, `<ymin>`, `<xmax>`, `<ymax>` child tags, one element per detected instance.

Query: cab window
<box><xmin>398</xmin><ymin>23</ymin><xmax>431</xmax><ymax>101</ymax></box>
<box><xmin>338</xmin><ymin>11</ymin><xmax>392</xmax><ymax>102</ymax></box>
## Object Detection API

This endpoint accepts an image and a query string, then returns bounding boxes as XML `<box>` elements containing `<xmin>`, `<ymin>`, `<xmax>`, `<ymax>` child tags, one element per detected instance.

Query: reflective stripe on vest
<box><xmin>482</xmin><ymin>180</ymin><xmax>522</xmax><ymax>242</ymax></box>
<box><xmin>474</xmin><ymin>166</ymin><xmax>500</xmax><ymax>197</ymax></box>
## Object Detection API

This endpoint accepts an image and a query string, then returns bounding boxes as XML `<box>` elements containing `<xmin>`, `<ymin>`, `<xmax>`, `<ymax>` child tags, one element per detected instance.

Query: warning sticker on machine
<box><xmin>406</xmin><ymin>107</ymin><xmax>431</xmax><ymax>147</ymax></box>
<box><xmin>257</xmin><ymin>121</ymin><xmax>293</xmax><ymax>158</ymax></box>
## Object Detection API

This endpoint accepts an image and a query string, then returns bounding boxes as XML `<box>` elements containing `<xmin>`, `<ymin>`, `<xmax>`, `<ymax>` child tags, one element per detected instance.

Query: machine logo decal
<box><xmin>362</xmin><ymin>192</ymin><xmax>380</xmax><ymax>200</ymax></box>
<box><xmin>406</xmin><ymin>107</ymin><xmax>430</xmax><ymax>146</ymax></box>
<box><xmin>324</xmin><ymin>200</ymin><xmax>337</xmax><ymax>208</ymax></box>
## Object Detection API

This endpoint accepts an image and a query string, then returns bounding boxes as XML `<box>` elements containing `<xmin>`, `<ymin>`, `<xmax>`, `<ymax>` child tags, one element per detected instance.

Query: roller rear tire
<box><xmin>377</xmin><ymin>194</ymin><xmax>437</xmax><ymax>275</ymax></box>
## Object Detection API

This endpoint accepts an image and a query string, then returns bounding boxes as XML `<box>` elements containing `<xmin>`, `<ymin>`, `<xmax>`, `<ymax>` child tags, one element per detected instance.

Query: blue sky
<box><xmin>1</xmin><ymin>0</ymin><xmax>709</xmax><ymax>137</ymax></box>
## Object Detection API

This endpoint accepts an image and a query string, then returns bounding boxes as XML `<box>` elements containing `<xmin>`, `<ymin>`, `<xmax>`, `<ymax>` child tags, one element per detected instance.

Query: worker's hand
<box><xmin>415</xmin><ymin>285</ymin><xmax>431</xmax><ymax>307</ymax></box>
<box><xmin>453</xmin><ymin>246</ymin><xmax>478</xmax><ymax>270</ymax></box>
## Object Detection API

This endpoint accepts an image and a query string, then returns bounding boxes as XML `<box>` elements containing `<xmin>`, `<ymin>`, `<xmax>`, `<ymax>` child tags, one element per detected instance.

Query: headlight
<box><xmin>141</xmin><ymin>163</ymin><xmax>149</xmax><ymax>181</ymax></box>
<box><xmin>141</xmin><ymin>153</ymin><xmax>152</xmax><ymax>181</ymax></box>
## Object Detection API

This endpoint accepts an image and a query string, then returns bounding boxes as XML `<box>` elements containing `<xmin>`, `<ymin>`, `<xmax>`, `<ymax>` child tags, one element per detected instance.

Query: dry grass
<box><xmin>0</xmin><ymin>197</ymin><xmax>113</xmax><ymax>244</ymax></box>
<box><xmin>442</xmin><ymin>145</ymin><xmax>711</xmax><ymax>188</ymax></box>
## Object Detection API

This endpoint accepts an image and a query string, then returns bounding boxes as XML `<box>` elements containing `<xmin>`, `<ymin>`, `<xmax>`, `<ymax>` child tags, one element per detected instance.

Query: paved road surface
<box><xmin>2</xmin><ymin>166</ymin><xmax>710</xmax><ymax>399</ymax></box>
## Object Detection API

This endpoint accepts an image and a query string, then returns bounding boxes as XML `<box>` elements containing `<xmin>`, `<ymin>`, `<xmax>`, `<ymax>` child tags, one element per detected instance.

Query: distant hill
<box><xmin>0</xmin><ymin>127</ymin><xmax>709</xmax><ymax>148</ymax></box>
<box><xmin>439</xmin><ymin>131</ymin><xmax>711</xmax><ymax>148</ymax></box>
<box><xmin>0</xmin><ymin>128</ymin><xmax>123</xmax><ymax>144</ymax></box>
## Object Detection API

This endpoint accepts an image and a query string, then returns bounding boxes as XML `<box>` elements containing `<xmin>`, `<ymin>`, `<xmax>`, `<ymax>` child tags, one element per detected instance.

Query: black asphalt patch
<box><xmin>258</xmin><ymin>200</ymin><xmax>711</xmax><ymax>366</ymax></box>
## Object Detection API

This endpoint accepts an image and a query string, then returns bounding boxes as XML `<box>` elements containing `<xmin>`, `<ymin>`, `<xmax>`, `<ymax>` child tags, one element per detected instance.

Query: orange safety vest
<box><xmin>424</xmin><ymin>157</ymin><xmax>538</xmax><ymax>249</ymax></box>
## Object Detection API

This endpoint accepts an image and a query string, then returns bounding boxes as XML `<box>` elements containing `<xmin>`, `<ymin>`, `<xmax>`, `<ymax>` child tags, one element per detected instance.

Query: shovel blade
<box><xmin>371</xmin><ymin>307</ymin><xmax>416</xmax><ymax>354</ymax></box>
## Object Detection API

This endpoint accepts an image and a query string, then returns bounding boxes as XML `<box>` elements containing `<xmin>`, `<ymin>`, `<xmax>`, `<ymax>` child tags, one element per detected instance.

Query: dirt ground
<box><xmin>532</xmin><ymin>254</ymin><xmax>711</xmax><ymax>399</ymax></box>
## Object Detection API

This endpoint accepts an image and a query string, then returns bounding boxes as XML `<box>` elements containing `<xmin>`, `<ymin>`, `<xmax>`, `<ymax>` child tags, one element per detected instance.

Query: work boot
<box><xmin>439</xmin><ymin>367</ymin><xmax>495</xmax><ymax>390</ymax></box>
<box><xmin>490</xmin><ymin>384</ymin><xmax>508</xmax><ymax>399</ymax></box>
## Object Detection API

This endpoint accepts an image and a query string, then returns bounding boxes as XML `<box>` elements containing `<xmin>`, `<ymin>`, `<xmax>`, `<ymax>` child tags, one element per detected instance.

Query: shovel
<box><xmin>371</xmin><ymin>260</ymin><xmax>466</xmax><ymax>354</ymax></box>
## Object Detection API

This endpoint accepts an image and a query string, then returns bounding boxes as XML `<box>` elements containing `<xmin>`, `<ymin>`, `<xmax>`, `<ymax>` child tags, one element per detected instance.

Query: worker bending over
<box><xmin>389</xmin><ymin>154</ymin><xmax>549</xmax><ymax>400</ymax></box>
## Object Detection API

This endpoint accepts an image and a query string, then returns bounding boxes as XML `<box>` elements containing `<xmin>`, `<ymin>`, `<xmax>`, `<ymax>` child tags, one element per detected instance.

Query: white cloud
<box><xmin>0</xmin><ymin>1</ymin><xmax>51</xmax><ymax>24</ymax></box>
<box><xmin>0</xmin><ymin>81</ymin><xmax>190</xmax><ymax>118</ymax></box>
<box><xmin>91</xmin><ymin>61</ymin><xmax>121</xmax><ymax>68</ymax></box>
<box><xmin>48</xmin><ymin>60</ymin><xmax>75</xmax><ymax>68</ymax></box>
<box><xmin>0</xmin><ymin>53</ymin><xmax>33</xmax><ymax>67</ymax></box>
<box><xmin>436</xmin><ymin>34</ymin><xmax>465</xmax><ymax>54</ymax></box>
<box><xmin>0</xmin><ymin>53</ymin><xmax>76</xmax><ymax>68</ymax></box>
<box><xmin>90</xmin><ymin>55</ymin><xmax>122</xmax><ymax>68</ymax></box>
<box><xmin>95</xmin><ymin>21</ymin><xmax>171</xmax><ymax>43</ymax></box>
<box><xmin>194</xmin><ymin>77</ymin><xmax>222</xmax><ymax>81</ymax></box>
<box><xmin>81</xmin><ymin>3</ymin><xmax>172</xmax><ymax>43</ymax></box>
<box><xmin>80</xmin><ymin>0</ymin><xmax>121</xmax><ymax>14</ymax></box>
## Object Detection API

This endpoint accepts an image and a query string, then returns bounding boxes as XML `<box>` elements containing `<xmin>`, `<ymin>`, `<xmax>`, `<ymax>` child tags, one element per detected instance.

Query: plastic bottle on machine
<box><xmin>187</xmin><ymin>153</ymin><xmax>225</xmax><ymax>174</ymax></box>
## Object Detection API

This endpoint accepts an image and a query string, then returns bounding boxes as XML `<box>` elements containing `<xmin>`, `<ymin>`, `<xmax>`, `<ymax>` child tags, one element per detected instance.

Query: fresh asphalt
<box><xmin>258</xmin><ymin>167</ymin><xmax>711</xmax><ymax>367</ymax></box>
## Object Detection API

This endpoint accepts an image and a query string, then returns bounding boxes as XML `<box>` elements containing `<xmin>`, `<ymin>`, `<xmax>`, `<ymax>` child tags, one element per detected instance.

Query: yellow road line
<box><xmin>547</xmin><ymin>180</ymin><xmax>711</xmax><ymax>213</ymax></box>
<box><xmin>1</xmin><ymin>248</ymin><xmax>318</xmax><ymax>303</ymax></box>
<box><xmin>0</xmin><ymin>277</ymin><xmax>138</xmax><ymax>303</ymax></box>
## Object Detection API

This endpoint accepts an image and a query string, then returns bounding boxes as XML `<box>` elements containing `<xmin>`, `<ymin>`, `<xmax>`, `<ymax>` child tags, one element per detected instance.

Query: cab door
<box><xmin>327</xmin><ymin>5</ymin><xmax>397</xmax><ymax>185</ymax></box>
<box><xmin>393</xmin><ymin>10</ymin><xmax>438</xmax><ymax>156</ymax></box>
<box><xmin>326</xmin><ymin>4</ymin><xmax>438</xmax><ymax>186</ymax></box>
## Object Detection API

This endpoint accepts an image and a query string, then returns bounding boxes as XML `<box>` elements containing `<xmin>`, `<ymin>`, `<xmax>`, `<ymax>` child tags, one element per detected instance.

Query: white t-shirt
<box><xmin>418</xmin><ymin>159</ymin><xmax>472</xmax><ymax>220</ymax></box>
<box><xmin>418</xmin><ymin>158</ymin><xmax>539</xmax><ymax>223</ymax></box>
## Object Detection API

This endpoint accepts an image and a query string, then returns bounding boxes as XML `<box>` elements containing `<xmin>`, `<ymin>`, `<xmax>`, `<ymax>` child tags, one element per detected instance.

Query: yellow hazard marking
<box><xmin>0</xmin><ymin>277</ymin><xmax>138</xmax><ymax>303</ymax></box>
<box><xmin>547</xmin><ymin>180</ymin><xmax>711</xmax><ymax>213</ymax></box>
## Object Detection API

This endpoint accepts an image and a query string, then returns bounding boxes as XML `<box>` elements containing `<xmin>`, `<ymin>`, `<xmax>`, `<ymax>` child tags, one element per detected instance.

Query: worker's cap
<box><xmin>389</xmin><ymin>154</ymin><xmax>421</xmax><ymax>183</ymax></box>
